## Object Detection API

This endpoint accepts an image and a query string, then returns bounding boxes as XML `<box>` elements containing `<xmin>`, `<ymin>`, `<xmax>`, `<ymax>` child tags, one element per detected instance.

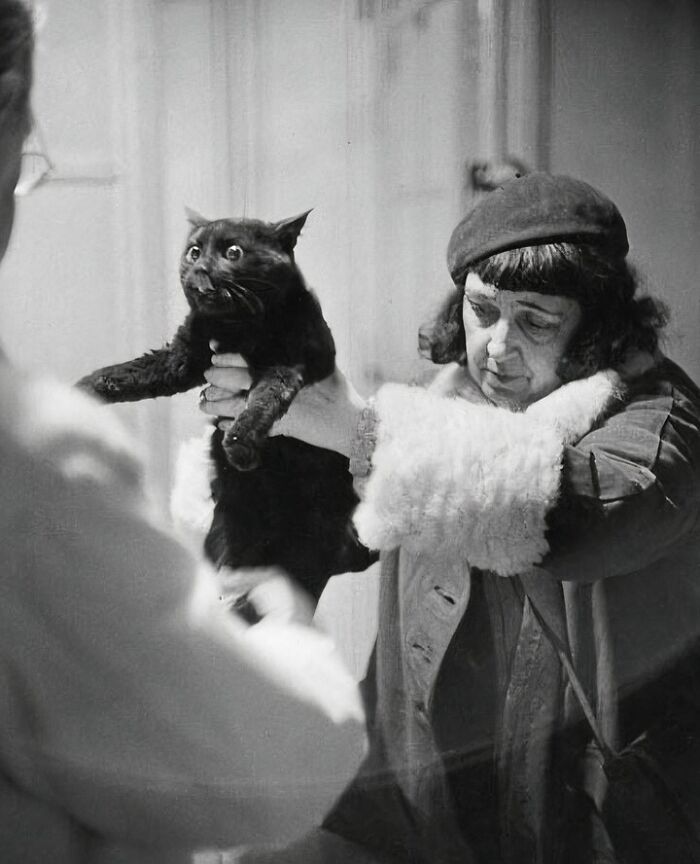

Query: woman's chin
<box><xmin>480</xmin><ymin>377</ymin><xmax>531</xmax><ymax>410</ymax></box>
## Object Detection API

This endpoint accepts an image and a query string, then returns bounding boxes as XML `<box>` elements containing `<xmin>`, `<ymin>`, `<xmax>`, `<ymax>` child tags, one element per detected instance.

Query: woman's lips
<box><xmin>482</xmin><ymin>368</ymin><xmax>527</xmax><ymax>389</ymax></box>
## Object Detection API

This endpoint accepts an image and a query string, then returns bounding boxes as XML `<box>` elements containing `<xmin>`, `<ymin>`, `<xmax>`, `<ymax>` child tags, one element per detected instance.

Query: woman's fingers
<box><xmin>209</xmin><ymin>348</ymin><xmax>245</xmax><ymax>367</ymax></box>
<box><xmin>204</xmin><ymin>365</ymin><xmax>251</xmax><ymax>390</ymax></box>
<box><xmin>246</xmin><ymin>575</ymin><xmax>316</xmax><ymax>627</ymax></box>
<box><xmin>201</xmin><ymin>384</ymin><xmax>236</xmax><ymax>402</ymax></box>
<box><xmin>199</xmin><ymin>394</ymin><xmax>245</xmax><ymax>418</ymax></box>
<box><xmin>199</xmin><ymin>357</ymin><xmax>364</xmax><ymax>457</ymax></box>
<box><xmin>201</xmin><ymin>351</ymin><xmax>251</xmax><ymax>417</ymax></box>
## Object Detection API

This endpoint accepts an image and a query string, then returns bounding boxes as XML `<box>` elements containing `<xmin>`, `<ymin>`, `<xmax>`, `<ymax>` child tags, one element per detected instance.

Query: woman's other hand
<box><xmin>200</xmin><ymin>351</ymin><xmax>367</xmax><ymax>458</ymax></box>
<box><xmin>218</xmin><ymin>566</ymin><xmax>316</xmax><ymax>627</ymax></box>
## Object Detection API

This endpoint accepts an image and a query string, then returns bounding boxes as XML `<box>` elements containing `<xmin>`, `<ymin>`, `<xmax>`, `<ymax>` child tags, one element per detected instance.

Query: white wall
<box><xmin>2</xmin><ymin>0</ymin><xmax>174</xmax><ymax>508</ymax></box>
<box><xmin>149</xmin><ymin>0</ymin><xmax>493</xmax><ymax>675</ymax></box>
<box><xmin>3</xmin><ymin>0</ymin><xmax>698</xmax><ymax>677</ymax></box>
<box><xmin>3</xmin><ymin>3</ymin><xmax>122</xmax><ymax>377</ymax></box>
<box><xmin>2</xmin><ymin>0</ymin><xmax>513</xmax><ymax>677</ymax></box>
<box><xmin>550</xmin><ymin>0</ymin><xmax>700</xmax><ymax>379</ymax></box>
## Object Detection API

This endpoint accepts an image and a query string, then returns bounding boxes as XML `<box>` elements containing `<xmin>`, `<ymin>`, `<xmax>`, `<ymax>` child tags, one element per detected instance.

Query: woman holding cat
<box><xmin>203</xmin><ymin>172</ymin><xmax>700</xmax><ymax>863</ymax></box>
<box><xmin>0</xmin><ymin>3</ymin><xmax>367</xmax><ymax>862</ymax></box>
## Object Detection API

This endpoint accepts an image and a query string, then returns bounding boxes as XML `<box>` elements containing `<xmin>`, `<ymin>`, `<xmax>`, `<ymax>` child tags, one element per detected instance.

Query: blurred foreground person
<box><xmin>205</xmin><ymin>171</ymin><xmax>700</xmax><ymax>863</ymax></box>
<box><xmin>0</xmin><ymin>3</ymin><xmax>365</xmax><ymax>862</ymax></box>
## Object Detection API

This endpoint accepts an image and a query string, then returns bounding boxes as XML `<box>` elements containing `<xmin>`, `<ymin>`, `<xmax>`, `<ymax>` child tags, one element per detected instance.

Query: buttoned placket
<box><xmin>398</xmin><ymin>552</ymin><xmax>472</xmax><ymax>799</ymax></box>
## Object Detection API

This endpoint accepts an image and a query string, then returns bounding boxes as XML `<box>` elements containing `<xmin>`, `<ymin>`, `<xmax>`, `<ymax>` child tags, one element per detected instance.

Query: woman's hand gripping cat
<box><xmin>201</xmin><ymin>348</ymin><xmax>367</xmax><ymax>460</ymax></box>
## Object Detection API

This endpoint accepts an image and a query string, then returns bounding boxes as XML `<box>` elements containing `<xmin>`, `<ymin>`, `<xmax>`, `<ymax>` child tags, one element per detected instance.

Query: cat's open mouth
<box><xmin>187</xmin><ymin>274</ymin><xmax>263</xmax><ymax>319</ymax></box>
<box><xmin>192</xmin><ymin>297</ymin><xmax>259</xmax><ymax>325</ymax></box>
<box><xmin>196</xmin><ymin>297</ymin><xmax>251</xmax><ymax>317</ymax></box>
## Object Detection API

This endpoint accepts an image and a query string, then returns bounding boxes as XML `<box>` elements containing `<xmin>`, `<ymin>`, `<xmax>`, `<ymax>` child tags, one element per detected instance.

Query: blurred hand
<box><xmin>200</xmin><ymin>349</ymin><xmax>368</xmax><ymax>458</ymax></box>
<box><xmin>217</xmin><ymin>568</ymin><xmax>365</xmax><ymax>727</ymax></box>
<box><xmin>219</xmin><ymin>567</ymin><xmax>315</xmax><ymax>627</ymax></box>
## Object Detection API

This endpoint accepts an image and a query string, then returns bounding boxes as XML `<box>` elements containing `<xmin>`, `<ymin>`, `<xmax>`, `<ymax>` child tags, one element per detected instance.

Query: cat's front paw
<box><xmin>75</xmin><ymin>373</ymin><xmax>121</xmax><ymax>401</ymax></box>
<box><xmin>223</xmin><ymin>432</ymin><xmax>261</xmax><ymax>472</ymax></box>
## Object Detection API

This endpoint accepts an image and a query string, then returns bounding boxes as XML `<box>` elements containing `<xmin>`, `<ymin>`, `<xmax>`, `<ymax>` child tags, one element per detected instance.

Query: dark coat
<box><xmin>324</xmin><ymin>356</ymin><xmax>700</xmax><ymax>864</ymax></box>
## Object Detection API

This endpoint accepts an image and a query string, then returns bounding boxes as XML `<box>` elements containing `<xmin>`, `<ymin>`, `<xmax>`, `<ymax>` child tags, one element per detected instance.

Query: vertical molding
<box><xmin>210</xmin><ymin>0</ymin><xmax>259</xmax><ymax>216</ymax></box>
<box><xmin>316</xmin><ymin>3</ymin><xmax>381</xmax><ymax>678</ymax></box>
<box><xmin>476</xmin><ymin>0</ymin><xmax>508</xmax><ymax>161</ymax></box>
<box><xmin>106</xmin><ymin>0</ymin><xmax>165</xmax><ymax>354</ymax></box>
<box><xmin>105</xmin><ymin>0</ymin><xmax>173</xmax><ymax>511</ymax></box>
<box><xmin>466</xmin><ymin>0</ymin><xmax>553</xmax><ymax>198</ymax></box>
<box><xmin>536</xmin><ymin>0</ymin><xmax>553</xmax><ymax>171</ymax></box>
<box><xmin>219</xmin><ymin>0</ymin><xmax>260</xmax><ymax>217</ymax></box>
<box><xmin>209</xmin><ymin>0</ymin><xmax>234</xmax><ymax>214</ymax></box>
<box><xmin>343</xmin><ymin>1</ymin><xmax>381</xmax><ymax>393</ymax></box>
<box><xmin>504</xmin><ymin>0</ymin><xmax>553</xmax><ymax>171</ymax></box>
<box><xmin>458</xmin><ymin>0</ymin><xmax>510</xmax><ymax>215</ymax></box>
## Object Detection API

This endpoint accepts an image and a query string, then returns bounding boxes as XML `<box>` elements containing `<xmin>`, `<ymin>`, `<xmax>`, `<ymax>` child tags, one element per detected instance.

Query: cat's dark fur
<box><xmin>76</xmin><ymin>210</ymin><xmax>376</xmax><ymax>600</ymax></box>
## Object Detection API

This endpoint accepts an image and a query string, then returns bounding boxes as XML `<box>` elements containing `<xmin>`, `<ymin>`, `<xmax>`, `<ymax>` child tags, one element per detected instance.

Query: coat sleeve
<box><xmin>542</xmin><ymin>375</ymin><xmax>700</xmax><ymax>581</ymax></box>
<box><xmin>0</xmin><ymin>383</ymin><xmax>366</xmax><ymax>852</ymax></box>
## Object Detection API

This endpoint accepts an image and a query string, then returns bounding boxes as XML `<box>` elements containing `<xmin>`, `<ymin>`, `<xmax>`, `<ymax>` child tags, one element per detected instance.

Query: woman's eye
<box><xmin>468</xmin><ymin>301</ymin><xmax>496</xmax><ymax>323</ymax></box>
<box><xmin>526</xmin><ymin>315</ymin><xmax>555</xmax><ymax>332</ymax></box>
<box><xmin>186</xmin><ymin>245</ymin><xmax>201</xmax><ymax>263</ymax></box>
<box><xmin>225</xmin><ymin>245</ymin><xmax>244</xmax><ymax>262</ymax></box>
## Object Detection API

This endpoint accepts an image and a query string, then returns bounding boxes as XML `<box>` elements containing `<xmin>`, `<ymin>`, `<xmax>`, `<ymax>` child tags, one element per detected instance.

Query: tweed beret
<box><xmin>447</xmin><ymin>172</ymin><xmax>629</xmax><ymax>283</ymax></box>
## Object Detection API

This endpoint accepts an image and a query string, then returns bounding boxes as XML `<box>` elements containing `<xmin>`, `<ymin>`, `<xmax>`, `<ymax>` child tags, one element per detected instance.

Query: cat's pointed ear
<box><xmin>273</xmin><ymin>209</ymin><xmax>313</xmax><ymax>252</ymax></box>
<box><xmin>185</xmin><ymin>206</ymin><xmax>209</xmax><ymax>228</ymax></box>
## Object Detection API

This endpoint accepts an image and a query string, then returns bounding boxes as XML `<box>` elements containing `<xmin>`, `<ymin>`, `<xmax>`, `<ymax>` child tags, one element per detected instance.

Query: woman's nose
<box><xmin>487</xmin><ymin>318</ymin><xmax>516</xmax><ymax>358</ymax></box>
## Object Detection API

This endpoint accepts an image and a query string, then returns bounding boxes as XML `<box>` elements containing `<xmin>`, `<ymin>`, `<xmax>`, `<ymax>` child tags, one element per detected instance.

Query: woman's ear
<box><xmin>273</xmin><ymin>209</ymin><xmax>313</xmax><ymax>253</ymax></box>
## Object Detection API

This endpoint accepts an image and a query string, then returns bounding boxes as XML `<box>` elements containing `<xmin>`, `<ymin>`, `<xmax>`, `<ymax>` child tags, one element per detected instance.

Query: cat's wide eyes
<box><xmin>225</xmin><ymin>245</ymin><xmax>244</xmax><ymax>262</ymax></box>
<box><xmin>185</xmin><ymin>245</ymin><xmax>201</xmax><ymax>264</ymax></box>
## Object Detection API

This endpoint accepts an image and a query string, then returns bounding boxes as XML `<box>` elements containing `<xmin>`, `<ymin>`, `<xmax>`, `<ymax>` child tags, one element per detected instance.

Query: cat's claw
<box><xmin>76</xmin><ymin>374</ymin><xmax>120</xmax><ymax>400</ymax></box>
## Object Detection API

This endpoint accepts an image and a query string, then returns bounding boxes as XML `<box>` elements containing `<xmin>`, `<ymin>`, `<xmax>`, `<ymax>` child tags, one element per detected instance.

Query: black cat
<box><xmin>76</xmin><ymin>210</ymin><xmax>376</xmax><ymax>601</ymax></box>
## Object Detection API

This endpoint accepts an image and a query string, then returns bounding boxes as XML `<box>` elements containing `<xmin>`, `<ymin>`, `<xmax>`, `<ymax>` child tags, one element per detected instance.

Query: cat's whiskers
<box><xmin>227</xmin><ymin>280</ymin><xmax>263</xmax><ymax>316</ymax></box>
<box><xmin>238</xmin><ymin>276</ymin><xmax>278</xmax><ymax>293</ymax></box>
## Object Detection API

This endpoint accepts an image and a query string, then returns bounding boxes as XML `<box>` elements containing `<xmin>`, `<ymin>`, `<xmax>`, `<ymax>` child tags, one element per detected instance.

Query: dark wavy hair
<box><xmin>419</xmin><ymin>242</ymin><xmax>668</xmax><ymax>382</ymax></box>
<box><xmin>0</xmin><ymin>0</ymin><xmax>33</xmax><ymax>133</ymax></box>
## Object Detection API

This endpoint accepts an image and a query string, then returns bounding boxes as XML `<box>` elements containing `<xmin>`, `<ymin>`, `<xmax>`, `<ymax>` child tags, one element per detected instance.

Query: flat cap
<box><xmin>447</xmin><ymin>172</ymin><xmax>629</xmax><ymax>283</ymax></box>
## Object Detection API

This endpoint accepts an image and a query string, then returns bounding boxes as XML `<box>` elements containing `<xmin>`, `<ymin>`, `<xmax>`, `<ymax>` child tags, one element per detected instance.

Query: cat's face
<box><xmin>179</xmin><ymin>211</ymin><xmax>310</xmax><ymax>318</ymax></box>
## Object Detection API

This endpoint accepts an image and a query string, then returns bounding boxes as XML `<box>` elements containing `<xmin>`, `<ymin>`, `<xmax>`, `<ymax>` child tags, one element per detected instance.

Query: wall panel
<box><xmin>551</xmin><ymin>0</ymin><xmax>700</xmax><ymax>379</ymax></box>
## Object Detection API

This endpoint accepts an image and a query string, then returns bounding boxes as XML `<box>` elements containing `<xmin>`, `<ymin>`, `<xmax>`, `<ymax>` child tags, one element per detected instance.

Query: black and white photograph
<box><xmin>1</xmin><ymin>1</ymin><xmax>699</xmax><ymax>862</ymax></box>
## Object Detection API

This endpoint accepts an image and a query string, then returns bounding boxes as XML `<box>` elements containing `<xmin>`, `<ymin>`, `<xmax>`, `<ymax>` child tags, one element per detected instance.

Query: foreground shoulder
<box><xmin>0</xmin><ymin>367</ymin><xmax>144</xmax><ymax>493</ymax></box>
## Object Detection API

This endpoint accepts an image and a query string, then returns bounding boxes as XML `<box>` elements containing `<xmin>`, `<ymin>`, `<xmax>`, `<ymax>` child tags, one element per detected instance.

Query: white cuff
<box><xmin>353</xmin><ymin>371</ymin><xmax>622</xmax><ymax>576</ymax></box>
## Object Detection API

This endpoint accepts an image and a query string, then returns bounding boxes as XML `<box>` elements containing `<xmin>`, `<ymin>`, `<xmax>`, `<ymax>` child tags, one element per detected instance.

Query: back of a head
<box><xmin>0</xmin><ymin>0</ymin><xmax>33</xmax><ymax>133</ymax></box>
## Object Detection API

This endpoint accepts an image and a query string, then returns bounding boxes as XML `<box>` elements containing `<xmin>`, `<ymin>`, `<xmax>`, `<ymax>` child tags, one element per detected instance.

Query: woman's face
<box><xmin>462</xmin><ymin>271</ymin><xmax>582</xmax><ymax>409</ymax></box>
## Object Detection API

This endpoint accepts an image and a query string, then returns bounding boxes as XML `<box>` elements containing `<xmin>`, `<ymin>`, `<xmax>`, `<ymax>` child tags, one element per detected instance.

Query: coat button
<box><xmin>414</xmin><ymin>699</ymin><xmax>431</xmax><ymax>725</ymax></box>
<box><xmin>407</xmin><ymin>637</ymin><xmax>433</xmax><ymax>664</ymax></box>
<box><xmin>433</xmin><ymin>584</ymin><xmax>457</xmax><ymax>606</ymax></box>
